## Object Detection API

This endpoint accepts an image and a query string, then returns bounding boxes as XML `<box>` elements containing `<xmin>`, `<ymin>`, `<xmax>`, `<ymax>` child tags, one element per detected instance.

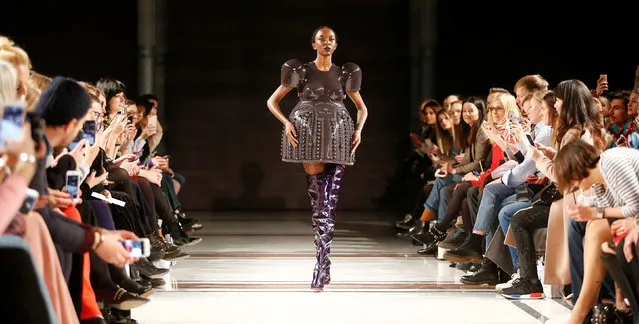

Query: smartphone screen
<box><xmin>66</xmin><ymin>173</ymin><xmax>79</xmax><ymax>199</ymax></box>
<box><xmin>121</xmin><ymin>239</ymin><xmax>147</xmax><ymax>258</ymax></box>
<box><xmin>1</xmin><ymin>103</ymin><xmax>25</xmax><ymax>146</ymax></box>
<box><xmin>19</xmin><ymin>188</ymin><xmax>40</xmax><ymax>214</ymax></box>
<box><xmin>82</xmin><ymin>120</ymin><xmax>96</xmax><ymax>145</ymax></box>
<box><xmin>68</xmin><ymin>131</ymin><xmax>84</xmax><ymax>151</ymax></box>
<box><xmin>525</xmin><ymin>134</ymin><xmax>535</xmax><ymax>146</ymax></box>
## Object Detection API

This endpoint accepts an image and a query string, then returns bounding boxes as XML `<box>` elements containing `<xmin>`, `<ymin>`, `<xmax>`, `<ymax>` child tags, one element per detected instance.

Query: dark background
<box><xmin>1</xmin><ymin>0</ymin><xmax>638</xmax><ymax>212</ymax></box>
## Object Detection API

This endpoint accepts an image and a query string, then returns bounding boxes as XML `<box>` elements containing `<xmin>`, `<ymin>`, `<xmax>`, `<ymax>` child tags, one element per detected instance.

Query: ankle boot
<box><xmin>443</xmin><ymin>233</ymin><xmax>484</xmax><ymax>264</ymax></box>
<box><xmin>460</xmin><ymin>257</ymin><xmax>499</xmax><ymax>285</ymax></box>
<box><xmin>165</xmin><ymin>221</ymin><xmax>201</xmax><ymax>246</ymax></box>
<box><xmin>147</xmin><ymin>233</ymin><xmax>166</xmax><ymax>262</ymax></box>
<box><xmin>396</xmin><ymin>220</ymin><xmax>425</xmax><ymax>240</ymax></box>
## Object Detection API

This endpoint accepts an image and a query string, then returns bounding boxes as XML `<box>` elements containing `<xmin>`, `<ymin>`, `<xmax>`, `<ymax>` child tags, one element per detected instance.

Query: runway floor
<box><xmin>132</xmin><ymin>211</ymin><xmax>572</xmax><ymax>324</ymax></box>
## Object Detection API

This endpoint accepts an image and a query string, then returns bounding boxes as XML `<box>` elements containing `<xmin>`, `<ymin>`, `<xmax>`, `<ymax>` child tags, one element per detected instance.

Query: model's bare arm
<box><xmin>267</xmin><ymin>85</ymin><xmax>298</xmax><ymax>147</ymax></box>
<box><xmin>347</xmin><ymin>90</ymin><xmax>368</xmax><ymax>153</ymax></box>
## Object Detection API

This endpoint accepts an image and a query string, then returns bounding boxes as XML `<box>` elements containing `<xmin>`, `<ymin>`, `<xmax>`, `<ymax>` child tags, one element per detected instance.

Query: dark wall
<box><xmin>0</xmin><ymin>0</ymin><xmax>138</xmax><ymax>94</ymax></box>
<box><xmin>435</xmin><ymin>0</ymin><xmax>639</xmax><ymax>99</ymax></box>
<box><xmin>164</xmin><ymin>0</ymin><xmax>411</xmax><ymax>210</ymax></box>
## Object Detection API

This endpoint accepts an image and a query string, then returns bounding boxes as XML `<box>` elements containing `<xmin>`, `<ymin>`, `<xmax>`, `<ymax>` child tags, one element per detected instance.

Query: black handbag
<box><xmin>531</xmin><ymin>181</ymin><xmax>563</xmax><ymax>206</ymax></box>
<box><xmin>588</xmin><ymin>303</ymin><xmax>633</xmax><ymax>324</ymax></box>
<box><xmin>515</xmin><ymin>182</ymin><xmax>546</xmax><ymax>202</ymax></box>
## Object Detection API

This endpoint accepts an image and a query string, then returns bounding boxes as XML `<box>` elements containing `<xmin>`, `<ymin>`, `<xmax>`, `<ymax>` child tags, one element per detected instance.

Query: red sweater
<box><xmin>471</xmin><ymin>144</ymin><xmax>504</xmax><ymax>186</ymax></box>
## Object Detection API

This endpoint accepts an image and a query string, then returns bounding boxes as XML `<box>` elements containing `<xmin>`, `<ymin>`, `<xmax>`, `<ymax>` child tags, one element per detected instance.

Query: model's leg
<box><xmin>304</xmin><ymin>162</ymin><xmax>328</xmax><ymax>291</ymax></box>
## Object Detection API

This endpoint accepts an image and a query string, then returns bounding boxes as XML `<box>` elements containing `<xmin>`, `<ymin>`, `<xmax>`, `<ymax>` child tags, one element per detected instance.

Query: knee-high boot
<box><xmin>323</xmin><ymin>164</ymin><xmax>345</xmax><ymax>284</ymax></box>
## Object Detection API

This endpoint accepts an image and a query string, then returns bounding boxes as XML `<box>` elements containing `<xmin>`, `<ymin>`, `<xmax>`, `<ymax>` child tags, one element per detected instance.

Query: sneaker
<box><xmin>501</xmin><ymin>278</ymin><xmax>545</xmax><ymax>299</ymax></box>
<box><xmin>495</xmin><ymin>270</ymin><xmax>519</xmax><ymax>292</ymax></box>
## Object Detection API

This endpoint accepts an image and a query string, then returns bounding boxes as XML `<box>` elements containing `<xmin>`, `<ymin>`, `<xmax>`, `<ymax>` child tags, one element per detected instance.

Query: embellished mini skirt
<box><xmin>281</xmin><ymin>100</ymin><xmax>355</xmax><ymax>165</ymax></box>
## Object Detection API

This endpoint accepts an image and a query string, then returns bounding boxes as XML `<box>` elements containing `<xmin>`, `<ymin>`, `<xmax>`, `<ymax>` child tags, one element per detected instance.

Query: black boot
<box><xmin>443</xmin><ymin>233</ymin><xmax>484</xmax><ymax>264</ymax></box>
<box><xmin>176</xmin><ymin>211</ymin><xmax>199</xmax><ymax>228</ymax></box>
<box><xmin>460</xmin><ymin>257</ymin><xmax>499</xmax><ymax>285</ymax></box>
<box><xmin>412</xmin><ymin>225</ymin><xmax>447</xmax><ymax>246</ymax></box>
<box><xmin>395</xmin><ymin>214</ymin><xmax>414</xmax><ymax>230</ymax></box>
<box><xmin>147</xmin><ymin>233</ymin><xmax>166</xmax><ymax>262</ymax></box>
<box><xmin>165</xmin><ymin>221</ymin><xmax>202</xmax><ymax>246</ymax></box>
<box><xmin>130</xmin><ymin>258</ymin><xmax>169</xmax><ymax>279</ymax></box>
<box><xmin>396</xmin><ymin>220</ymin><xmax>424</xmax><ymax>240</ymax></box>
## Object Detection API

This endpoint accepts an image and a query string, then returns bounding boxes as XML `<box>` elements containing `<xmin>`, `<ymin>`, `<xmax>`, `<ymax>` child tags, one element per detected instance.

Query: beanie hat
<box><xmin>34</xmin><ymin>76</ymin><xmax>90</xmax><ymax>126</ymax></box>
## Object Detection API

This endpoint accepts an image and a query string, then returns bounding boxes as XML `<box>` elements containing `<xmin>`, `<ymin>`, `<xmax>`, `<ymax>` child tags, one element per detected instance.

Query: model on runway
<box><xmin>266</xmin><ymin>26</ymin><xmax>368</xmax><ymax>291</ymax></box>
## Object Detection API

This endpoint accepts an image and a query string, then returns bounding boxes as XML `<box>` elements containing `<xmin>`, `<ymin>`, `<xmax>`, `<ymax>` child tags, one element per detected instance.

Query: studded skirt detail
<box><xmin>281</xmin><ymin>100</ymin><xmax>355</xmax><ymax>165</ymax></box>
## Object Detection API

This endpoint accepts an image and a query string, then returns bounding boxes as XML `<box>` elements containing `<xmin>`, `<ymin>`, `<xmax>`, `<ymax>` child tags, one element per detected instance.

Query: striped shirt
<box><xmin>591</xmin><ymin>147</ymin><xmax>639</xmax><ymax>217</ymax></box>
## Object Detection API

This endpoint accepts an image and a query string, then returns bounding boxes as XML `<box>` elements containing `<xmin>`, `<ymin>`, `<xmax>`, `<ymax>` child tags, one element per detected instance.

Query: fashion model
<box><xmin>266</xmin><ymin>26</ymin><xmax>368</xmax><ymax>291</ymax></box>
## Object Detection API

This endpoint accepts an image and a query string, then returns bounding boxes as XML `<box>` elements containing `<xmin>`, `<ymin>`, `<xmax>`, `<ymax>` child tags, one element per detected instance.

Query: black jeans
<box><xmin>510</xmin><ymin>203</ymin><xmax>550</xmax><ymax>280</ymax></box>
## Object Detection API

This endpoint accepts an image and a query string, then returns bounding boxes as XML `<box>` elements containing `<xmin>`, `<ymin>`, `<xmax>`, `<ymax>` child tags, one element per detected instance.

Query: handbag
<box><xmin>515</xmin><ymin>182</ymin><xmax>546</xmax><ymax>202</ymax></box>
<box><xmin>531</xmin><ymin>180</ymin><xmax>563</xmax><ymax>206</ymax></box>
<box><xmin>588</xmin><ymin>303</ymin><xmax>633</xmax><ymax>324</ymax></box>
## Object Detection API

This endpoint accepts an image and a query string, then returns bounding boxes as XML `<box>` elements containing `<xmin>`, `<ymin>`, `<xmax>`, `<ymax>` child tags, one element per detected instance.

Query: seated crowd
<box><xmin>0</xmin><ymin>36</ymin><xmax>203</xmax><ymax>324</ymax></box>
<box><xmin>385</xmin><ymin>70</ymin><xmax>639</xmax><ymax>323</ymax></box>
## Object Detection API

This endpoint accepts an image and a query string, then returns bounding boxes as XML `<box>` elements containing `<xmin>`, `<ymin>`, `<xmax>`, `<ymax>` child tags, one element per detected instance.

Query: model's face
<box><xmin>438</xmin><ymin>113</ymin><xmax>452</xmax><ymax>130</ymax></box>
<box><xmin>528</xmin><ymin>99</ymin><xmax>544</xmax><ymax>124</ymax></box>
<box><xmin>424</xmin><ymin>107</ymin><xmax>437</xmax><ymax>125</ymax></box>
<box><xmin>609</xmin><ymin>98</ymin><xmax>628</xmax><ymax>125</ymax></box>
<box><xmin>515</xmin><ymin>87</ymin><xmax>530</xmax><ymax>108</ymax></box>
<box><xmin>489</xmin><ymin>101</ymin><xmax>506</xmax><ymax>123</ymax></box>
<box><xmin>462</xmin><ymin>103</ymin><xmax>480</xmax><ymax>126</ymax></box>
<box><xmin>109</xmin><ymin>92</ymin><xmax>126</xmax><ymax>114</ymax></box>
<box><xmin>443</xmin><ymin>95</ymin><xmax>459</xmax><ymax>112</ymax></box>
<box><xmin>312</xmin><ymin>28</ymin><xmax>337</xmax><ymax>57</ymax></box>
<box><xmin>451</xmin><ymin>102</ymin><xmax>462</xmax><ymax>125</ymax></box>
<box><xmin>628</xmin><ymin>92</ymin><xmax>638</xmax><ymax>116</ymax></box>
<box><xmin>127</xmin><ymin>104</ymin><xmax>139</xmax><ymax>125</ymax></box>
<box><xmin>16</xmin><ymin>64</ymin><xmax>29</xmax><ymax>100</ymax></box>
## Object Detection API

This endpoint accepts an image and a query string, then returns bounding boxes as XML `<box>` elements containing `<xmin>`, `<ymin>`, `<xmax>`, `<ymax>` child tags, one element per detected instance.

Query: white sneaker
<box><xmin>495</xmin><ymin>270</ymin><xmax>519</xmax><ymax>292</ymax></box>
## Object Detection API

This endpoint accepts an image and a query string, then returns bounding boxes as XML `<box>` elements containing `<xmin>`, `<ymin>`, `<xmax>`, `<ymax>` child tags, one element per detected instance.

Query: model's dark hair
<box><xmin>135</xmin><ymin>96</ymin><xmax>154</xmax><ymax>117</ymax></box>
<box><xmin>455</xmin><ymin>96</ymin><xmax>485</xmax><ymax>149</ymax></box>
<box><xmin>554</xmin><ymin>139</ymin><xmax>601</xmax><ymax>192</ymax></box>
<box><xmin>311</xmin><ymin>26</ymin><xmax>338</xmax><ymax>43</ymax></box>
<box><xmin>607</xmin><ymin>90</ymin><xmax>631</xmax><ymax>107</ymax></box>
<box><xmin>553</xmin><ymin>79</ymin><xmax>607</xmax><ymax>150</ymax></box>
<box><xmin>96</xmin><ymin>78</ymin><xmax>126</xmax><ymax>104</ymax></box>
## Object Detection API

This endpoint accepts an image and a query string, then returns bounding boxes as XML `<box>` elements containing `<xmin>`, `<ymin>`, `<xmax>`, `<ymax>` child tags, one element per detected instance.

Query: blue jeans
<box><xmin>498</xmin><ymin>200</ymin><xmax>532</xmax><ymax>270</ymax></box>
<box><xmin>424</xmin><ymin>174</ymin><xmax>462</xmax><ymax>220</ymax></box>
<box><xmin>473</xmin><ymin>183</ymin><xmax>517</xmax><ymax>244</ymax></box>
<box><xmin>568</xmin><ymin>218</ymin><xmax>587</xmax><ymax>304</ymax></box>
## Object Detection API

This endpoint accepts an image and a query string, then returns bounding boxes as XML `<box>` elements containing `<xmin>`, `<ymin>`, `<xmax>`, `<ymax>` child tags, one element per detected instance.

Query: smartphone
<box><xmin>66</xmin><ymin>171</ymin><xmax>80</xmax><ymax>199</ymax></box>
<box><xmin>127</xmin><ymin>115</ymin><xmax>134</xmax><ymax>124</ymax></box>
<box><xmin>525</xmin><ymin>134</ymin><xmax>535</xmax><ymax>146</ymax></box>
<box><xmin>121</xmin><ymin>238</ymin><xmax>150</xmax><ymax>258</ymax></box>
<box><xmin>424</xmin><ymin>138</ymin><xmax>433</xmax><ymax>148</ymax></box>
<box><xmin>120</xmin><ymin>105</ymin><xmax>127</xmax><ymax>115</ymax></box>
<box><xmin>508</xmin><ymin>110</ymin><xmax>522</xmax><ymax>123</ymax></box>
<box><xmin>147</xmin><ymin>115</ymin><xmax>158</xmax><ymax>128</ymax></box>
<box><xmin>68</xmin><ymin>121</ymin><xmax>97</xmax><ymax>150</ymax></box>
<box><xmin>0</xmin><ymin>101</ymin><xmax>26</xmax><ymax>147</ymax></box>
<box><xmin>19</xmin><ymin>188</ymin><xmax>40</xmax><ymax>214</ymax></box>
<box><xmin>83</xmin><ymin>120</ymin><xmax>96</xmax><ymax>145</ymax></box>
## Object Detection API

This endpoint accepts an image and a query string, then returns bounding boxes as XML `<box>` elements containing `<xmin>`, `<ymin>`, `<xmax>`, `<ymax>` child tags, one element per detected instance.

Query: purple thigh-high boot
<box><xmin>308</xmin><ymin>164</ymin><xmax>345</xmax><ymax>291</ymax></box>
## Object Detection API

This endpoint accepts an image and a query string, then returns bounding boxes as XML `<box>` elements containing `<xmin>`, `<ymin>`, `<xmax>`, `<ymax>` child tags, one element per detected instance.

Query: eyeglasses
<box><xmin>487</xmin><ymin>106</ymin><xmax>505</xmax><ymax>112</ymax></box>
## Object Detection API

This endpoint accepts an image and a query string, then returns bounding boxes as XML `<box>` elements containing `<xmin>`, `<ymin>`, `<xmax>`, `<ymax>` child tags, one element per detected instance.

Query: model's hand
<box><xmin>284</xmin><ymin>121</ymin><xmax>298</xmax><ymax>147</ymax></box>
<box><xmin>352</xmin><ymin>130</ymin><xmax>362</xmax><ymax>154</ymax></box>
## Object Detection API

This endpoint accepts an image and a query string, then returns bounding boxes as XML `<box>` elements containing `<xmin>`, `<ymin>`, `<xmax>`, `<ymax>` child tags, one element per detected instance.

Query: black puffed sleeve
<box><xmin>281</xmin><ymin>59</ymin><xmax>305</xmax><ymax>88</ymax></box>
<box><xmin>341</xmin><ymin>63</ymin><xmax>362</xmax><ymax>92</ymax></box>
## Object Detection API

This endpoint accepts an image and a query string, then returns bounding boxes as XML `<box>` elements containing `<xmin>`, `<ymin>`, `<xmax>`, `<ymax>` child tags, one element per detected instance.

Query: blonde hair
<box><xmin>0</xmin><ymin>59</ymin><xmax>17</xmax><ymax>104</ymax></box>
<box><xmin>0</xmin><ymin>36</ymin><xmax>31</xmax><ymax>69</ymax></box>
<box><xmin>25</xmin><ymin>82</ymin><xmax>41</xmax><ymax>112</ymax></box>
<box><xmin>29</xmin><ymin>71</ymin><xmax>51</xmax><ymax>91</ymax></box>
<box><xmin>489</xmin><ymin>92</ymin><xmax>520</xmax><ymax>125</ymax></box>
